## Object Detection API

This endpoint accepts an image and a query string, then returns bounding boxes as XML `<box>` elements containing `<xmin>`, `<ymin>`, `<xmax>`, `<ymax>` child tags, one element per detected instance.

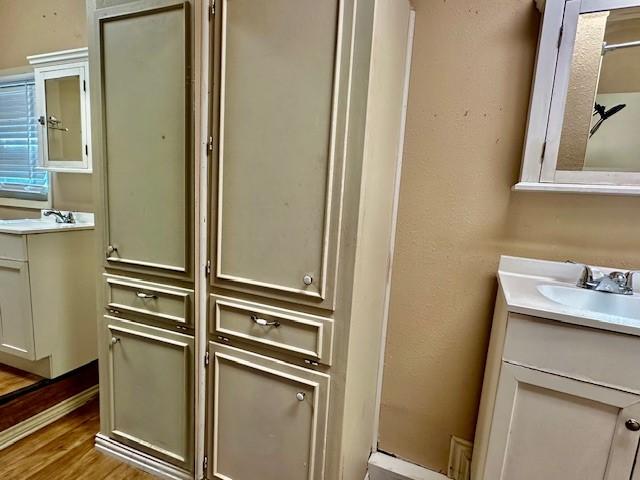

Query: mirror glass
<box><xmin>44</xmin><ymin>75</ymin><xmax>82</xmax><ymax>162</ymax></box>
<box><xmin>558</xmin><ymin>6</ymin><xmax>640</xmax><ymax>173</ymax></box>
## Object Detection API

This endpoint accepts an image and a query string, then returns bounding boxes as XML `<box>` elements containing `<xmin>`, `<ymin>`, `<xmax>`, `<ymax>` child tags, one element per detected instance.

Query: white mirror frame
<box><xmin>516</xmin><ymin>0</ymin><xmax>640</xmax><ymax>195</ymax></box>
<box><xmin>28</xmin><ymin>48</ymin><xmax>92</xmax><ymax>174</ymax></box>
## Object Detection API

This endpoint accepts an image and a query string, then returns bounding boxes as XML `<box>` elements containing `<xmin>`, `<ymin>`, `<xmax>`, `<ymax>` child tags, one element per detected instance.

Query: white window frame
<box><xmin>0</xmin><ymin>71</ymin><xmax>51</xmax><ymax>209</ymax></box>
<box><xmin>515</xmin><ymin>0</ymin><xmax>640</xmax><ymax>195</ymax></box>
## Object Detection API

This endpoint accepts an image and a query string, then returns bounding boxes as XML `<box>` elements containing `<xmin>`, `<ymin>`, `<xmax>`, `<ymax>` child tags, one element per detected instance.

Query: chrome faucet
<box><xmin>577</xmin><ymin>265</ymin><xmax>634</xmax><ymax>295</ymax></box>
<box><xmin>43</xmin><ymin>209</ymin><xmax>75</xmax><ymax>224</ymax></box>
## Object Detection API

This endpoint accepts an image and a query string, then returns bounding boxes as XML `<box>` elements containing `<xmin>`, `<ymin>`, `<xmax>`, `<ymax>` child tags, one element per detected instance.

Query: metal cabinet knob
<box><xmin>296</xmin><ymin>392</ymin><xmax>306</xmax><ymax>402</ymax></box>
<box><xmin>303</xmin><ymin>274</ymin><xmax>313</xmax><ymax>286</ymax></box>
<box><xmin>110</xmin><ymin>337</ymin><xmax>120</xmax><ymax>346</ymax></box>
<box><xmin>106</xmin><ymin>245</ymin><xmax>118</xmax><ymax>257</ymax></box>
<box><xmin>626</xmin><ymin>419</ymin><xmax>640</xmax><ymax>431</ymax></box>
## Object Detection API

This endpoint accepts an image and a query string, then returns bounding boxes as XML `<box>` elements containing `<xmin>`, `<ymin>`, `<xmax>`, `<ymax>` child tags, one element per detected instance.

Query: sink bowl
<box><xmin>537</xmin><ymin>284</ymin><xmax>640</xmax><ymax>321</ymax></box>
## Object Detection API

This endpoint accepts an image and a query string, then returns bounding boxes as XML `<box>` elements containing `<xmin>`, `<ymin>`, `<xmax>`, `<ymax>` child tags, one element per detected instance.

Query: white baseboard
<box><xmin>0</xmin><ymin>385</ymin><xmax>98</xmax><ymax>450</ymax></box>
<box><xmin>368</xmin><ymin>452</ymin><xmax>448</xmax><ymax>480</ymax></box>
<box><xmin>95</xmin><ymin>433</ymin><xmax>192</xmax><ymax>480</ymax></box>
<box><xmin>448</xmin><ymin>437</ymin><xmax>472</xmax><ymax>480</ymax></box>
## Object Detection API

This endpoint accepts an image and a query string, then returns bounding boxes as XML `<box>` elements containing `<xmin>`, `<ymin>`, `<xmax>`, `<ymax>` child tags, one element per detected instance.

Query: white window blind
<box><xmin>0</xmin><ymin>79</ymin><xmax>48</xmax><ymax>201</ymax></box>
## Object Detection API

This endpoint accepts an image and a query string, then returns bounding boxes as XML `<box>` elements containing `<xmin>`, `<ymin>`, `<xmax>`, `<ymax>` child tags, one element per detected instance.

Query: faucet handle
<box><xmin>577</xmin><ymin>265</ymin><xmax>594</xmax><ymax>288</ymax></box>
<box><xmin>625</xmin><ymin>271</ymin><xmax>636</xmax><ymax>293</ymax></box>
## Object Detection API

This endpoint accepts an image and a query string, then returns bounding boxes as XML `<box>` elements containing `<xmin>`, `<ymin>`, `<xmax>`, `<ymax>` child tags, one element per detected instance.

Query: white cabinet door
<box><xmin>106</xmin><ymin>317</ymin><xmax>194</xmax><ymax>470</ymax></box>
<box><xmin>208</xmin><ymin>342</ymin><xmax>330</xmax><ymax>480</ymax></box>
<box><xmin>211</xmin><ymin>0</ymin><xmax>345</xmax><ymax>309</ymax></box>
<box><xmin>484</xmin><ymin>363</ymin><xmax>640</xmax><ymax>480</ymax></box>
<box><xmin>0</xmin><ymin>259</ymin><xmax>34</xmax><ymax>359</ymax></box>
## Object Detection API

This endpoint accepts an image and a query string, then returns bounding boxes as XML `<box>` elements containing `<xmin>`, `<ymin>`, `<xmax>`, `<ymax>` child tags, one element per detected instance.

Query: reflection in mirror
<box><xmin>44</xmin><ymin>75</ymin><xmax>82</xmax><ymax>162</ymax></box>
<box><xmin>558</xmin><ymin>6</ymin><xmax>640</xmax><ymax>173</ymax></box>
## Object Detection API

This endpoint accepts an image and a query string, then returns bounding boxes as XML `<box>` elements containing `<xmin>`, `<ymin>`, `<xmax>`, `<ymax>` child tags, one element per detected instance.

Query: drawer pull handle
<box><xmin>250</xmin><ymin>315</ymin><xmax>280</xmax><ymax>328</ymax></box>
<box><xmin>296</xmin><ymin>392</ymin><xmax>306</xmax><ymax>401</ymax></box>
<box><xmin>626</xmin><ymin>419</ymin><xmax>640</xmax><ymax>431</ymax></box>
<box><xmin>136</xmin><ymin>291</ymin><xmax>158</xmax><ymax>300</ymax></box>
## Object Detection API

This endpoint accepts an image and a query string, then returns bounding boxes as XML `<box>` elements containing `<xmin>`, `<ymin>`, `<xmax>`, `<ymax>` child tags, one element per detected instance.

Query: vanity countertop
<box><xmin>0</xmin><ymin>212</ymin><xmax>94</xmax><ymax>234</ymax></box>
<box><xmin>499</xmin><ymin>256</ymin><xmax>640</xmax><ymax>337</ymax></box>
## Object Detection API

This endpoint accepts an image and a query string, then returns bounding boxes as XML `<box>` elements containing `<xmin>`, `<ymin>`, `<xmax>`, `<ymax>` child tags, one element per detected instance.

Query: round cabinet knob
<box><xmin>626</xmin><ymin>419</ymin><xmax>640</xmax><ymax>431</ymax></box>
<box><xmin>110</xmin><ymin>337</ymin><xmax>120</xmax><ymax>346</ymax></box>
<box><xmin>106</xmin><ymin>245</ymin><xmax>118</xmax><ymax>257</ymax></box>
<box><xmin>296</xmin><ymin>392</ymin><xmax>306</xmax><ymax>402</ymax></box>
<box><xmin>303</xmin><ymin>274</ymin><xmax>313</xmax><ymax>286</ymax></box>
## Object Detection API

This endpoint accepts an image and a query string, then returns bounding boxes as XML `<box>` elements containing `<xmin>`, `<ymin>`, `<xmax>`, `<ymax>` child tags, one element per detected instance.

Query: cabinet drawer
<box><xmin>105</xmin><ymin>274</ymin><xmax>193</xmax><ymax>326</ymax></box>
<box><xmin>0</xmin><ymin>234</ymin><xmax>27</xmax><ymax>261</ymax></box>
<box><xmin>504</xmin><ymin>313</ymin><xmax>640</xmax><ymax>392</ymax></box>
<box><xmin>211</xmin><ymin>295</ymin><xmax>334</xmax><ymax>365</ymax></box>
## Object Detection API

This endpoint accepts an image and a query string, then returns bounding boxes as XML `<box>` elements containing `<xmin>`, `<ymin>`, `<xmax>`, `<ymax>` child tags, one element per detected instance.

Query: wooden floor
<box><xmin>0</xmin><ymin>398</ymin><xmax>154</xmax><ymax>480</ymax></box>
<box><xmin>0</xmin><ymin>365</ymin><xmax>42</xmax><ymax>398</ymax></box>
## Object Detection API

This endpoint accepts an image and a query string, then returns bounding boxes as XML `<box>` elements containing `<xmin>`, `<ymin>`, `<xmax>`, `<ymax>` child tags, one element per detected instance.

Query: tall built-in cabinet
<box><xmin>89</xmin><ymin>0</ymin><xmax>414</xmax><ymax>478</ymax></box>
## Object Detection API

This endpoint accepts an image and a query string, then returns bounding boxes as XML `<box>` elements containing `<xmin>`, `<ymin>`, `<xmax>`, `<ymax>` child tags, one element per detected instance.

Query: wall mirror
<box><xmin>517</xmin><ymin>0</ymin><xmax>640</xmax><ymax>195</ymax></box>
<box><xmin>28</xmin><ymin>49</ymin><xmax>92</xmax><ymax>173</ymax></box>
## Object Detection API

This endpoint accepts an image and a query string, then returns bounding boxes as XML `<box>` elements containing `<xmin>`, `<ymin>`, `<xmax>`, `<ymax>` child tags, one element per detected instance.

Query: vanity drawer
<box><xmin>210</xmin><ymin>295</ymin><xmax>334</xmax><ymax>365</ymax></box>
<box><xmin>105</xmin><ymin>274</ymin><xmax>193</xmax><ymax>326</ymax></box>
<box><xmin>0</xmin><ymin>234</ymin><xmax>27</xmax><ymax>261</ymax></box>
<box><xmin>503</xmin><ymin>313</ymin><xmax>640</xmax><ymax>392</ymax></box>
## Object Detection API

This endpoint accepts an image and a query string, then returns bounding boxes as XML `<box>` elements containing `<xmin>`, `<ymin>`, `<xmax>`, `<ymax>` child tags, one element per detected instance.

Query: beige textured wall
<box><xmin>0</xmin><ymin>0</ymin><xmax>92</xmax><ymax>217</ymax></box>
<box><xmin>379</xmin><ymin>0</ymin><xmax>640</xmax><ymax>474</ymax></box>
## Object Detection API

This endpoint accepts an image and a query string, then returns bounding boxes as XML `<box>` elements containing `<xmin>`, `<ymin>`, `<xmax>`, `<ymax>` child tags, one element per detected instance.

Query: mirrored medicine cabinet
<box><xmin>518</xmin><ymin>0</ymin><xmax>640</xmax><ymax>195</ymax></box>
<box><xmin>27</xmin><ymin>48</ymin><xmax>92</xmax><ymax>173</ymax></box>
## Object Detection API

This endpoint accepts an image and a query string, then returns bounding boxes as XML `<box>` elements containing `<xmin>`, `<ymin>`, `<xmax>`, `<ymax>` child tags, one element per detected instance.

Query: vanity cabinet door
<box><xmin>0</xmin><ymin>260</ymin><xmax>34</xmax><ymax>360</ymax></box>
<box><xmin>483</xmin><ymin>363</ymin><xmax>640</xmax><ymax>480</ymax></box>
<box><xmin>211</xmin><ymin>0</ymin><xmax>346</xmax><ymax>308</ymax></box>
<box><xmin>208</xmin><ymin>343</ymin><xmax>330</xmax><ymax>480</ymax></box>
<box><xmin>105</xmin><ymin>317</ymin><xmax>194</xmax><ymax>470</ymax></box>
<box><xmin>95</xmin><ymin>0</ymin><xmax>193</xmax><ymax>280</ymax></box>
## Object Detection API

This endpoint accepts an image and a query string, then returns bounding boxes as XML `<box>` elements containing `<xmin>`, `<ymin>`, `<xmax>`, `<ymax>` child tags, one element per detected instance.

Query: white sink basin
<box><xmin>537</xmin><ymin>284</ymin><xmax>640</xmax><ymax>321</ymax></box>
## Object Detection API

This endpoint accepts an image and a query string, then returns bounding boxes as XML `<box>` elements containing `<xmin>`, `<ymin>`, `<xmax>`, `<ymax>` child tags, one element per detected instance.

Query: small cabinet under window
<box><xmin>28</xmin><ymin>48</ymin><xmax>92</xmax><ymax>173</ymax></box>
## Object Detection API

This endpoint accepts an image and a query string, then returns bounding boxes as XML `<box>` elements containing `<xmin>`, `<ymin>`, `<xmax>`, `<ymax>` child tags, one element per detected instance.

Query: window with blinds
<box><xmin>0</xmin><ymin>79</ymin><xmax>48</xmax><ymax>201</ymax></box>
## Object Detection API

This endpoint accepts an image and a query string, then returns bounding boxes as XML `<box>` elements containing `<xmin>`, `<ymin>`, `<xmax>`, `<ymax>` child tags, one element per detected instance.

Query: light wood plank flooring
<box><xmin>0</xmin><ymin>365</ymin><xmax>42</xmax><ymax>398</ymax></box>
<box><xmin>0</xmin><ymin>398</ymin><xmax>154</xmax><ymax>479</ymax></box>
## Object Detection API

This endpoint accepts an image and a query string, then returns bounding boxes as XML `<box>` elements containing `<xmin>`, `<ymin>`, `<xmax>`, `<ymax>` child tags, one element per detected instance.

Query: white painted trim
<box><xmin>27</xmin><ymin>48</ymin><xmax>89</xmax><ymax>66</ymax></box>
<box><xmin>195</xmin><ymin>0</ymin><xmax>210</xmax><ymax>478</ymax></box>
<box><xmin>372</xmin><ymin>6</ymin><xmax>416</xmax><ymax>451</ymax></box>
<box><xmin>513</xmin><ymin>181</ymin><xmax>640</xmax><ymax>195</ymax></box>
<box><xmin>368</xmin><ymin>452</ymin><xmax>448</xmax><ymax>480</ymax></box>
<box><xmin>95</xmin><ymin>433</ymin><xmax>192</xmax><ymax>480</ymax></box>
<box><xmin>0</xmin><ymin>385</ymin><xmax>98</xmax><ymax>450</ymax></box>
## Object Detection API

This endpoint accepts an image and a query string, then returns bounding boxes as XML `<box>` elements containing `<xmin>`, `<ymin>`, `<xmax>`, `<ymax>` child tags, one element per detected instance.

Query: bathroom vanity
<box><xmin>0</xmin><ymin>213</ymin><xmax>96</xmax><ymax>378</ymax></box>
<box><xmin>473</xmin><ymin>256</ymin><xmax>640</xmax><ymax>480</ymax></box>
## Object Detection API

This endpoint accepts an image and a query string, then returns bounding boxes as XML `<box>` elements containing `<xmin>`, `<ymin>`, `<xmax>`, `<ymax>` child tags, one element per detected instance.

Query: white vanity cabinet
<box><xmin>0</xmin><ymin>230</ymin><xmax>96</xmax><ymax>378</ymax></box>
<box><xmin>473</xmin><ymin>258</ymin><xmax>640</xmax><ymax>480</ymax></box>
<box><xmin>0</xmin><ymin>257</ymin><xmax>34</xmax><ymax>358</ymax></box>
<box><xmin>28</xmin><ymin>48</ymin><xmax>92</xmax><ymax>173</ymax></box>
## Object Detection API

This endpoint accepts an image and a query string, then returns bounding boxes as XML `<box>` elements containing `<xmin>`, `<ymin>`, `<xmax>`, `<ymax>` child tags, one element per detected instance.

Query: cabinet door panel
<box><xmin>106</xmin><ymin>317</ymin><xmax>193</xmax><ymax>470</ymax></box>
<box><xmin>484</xmin><ymin>363</ymin><xmax>640</xmax><ymax>480</ymax></box>
<box><xmin>98</xmin><ymin>1</ymin><xmax>192</xmax><ymax>279</ymax></box>
<box><xmin>213</xmin><ymin>0</ymin><xmax>343</xmax><ymax>305</ymax></box>
<box><xmin>0</xmin><ymin>260</ymin><xmax>34</xmax><ymax>359</ymax></box>
<box><xmin>209</xmin><ymin>343</ymin><xmax>329</xmax><ymax>480</ymax></box>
